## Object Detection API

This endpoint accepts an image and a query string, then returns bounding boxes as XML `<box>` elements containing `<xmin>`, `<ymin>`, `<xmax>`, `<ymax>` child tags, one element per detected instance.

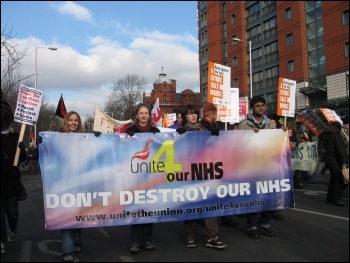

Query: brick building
<box><xmin>143</xmin><ymin>68</ymin><xmax>202</xmax><ymax>115</ymax></box>
<box><xmin>198</xmin><ymin>1</ymin><xmax>349</xmax><ymax>118</ymax></box>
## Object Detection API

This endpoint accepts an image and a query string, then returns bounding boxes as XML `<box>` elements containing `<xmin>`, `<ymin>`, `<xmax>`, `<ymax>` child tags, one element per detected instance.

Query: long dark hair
<box><xmin>180</xmin><ymin>105</ymin><xmax>199</xmax><ymax>126</ymax></box>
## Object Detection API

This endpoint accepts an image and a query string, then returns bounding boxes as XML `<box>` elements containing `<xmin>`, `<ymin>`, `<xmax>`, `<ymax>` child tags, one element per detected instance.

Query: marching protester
<box><xmin>1</xmin><ymin>90</ymin><xmax>14</xmax><ymax>132</ymax></box>
<box><xmin>200</xmin><ymin>102</ymin><xmax>239</xmax><ymax>228</ymax></box>
<box><xmin>1</xmin><ymin>126</ymin><xmax>27</xmax><ymax>254</ymax></box>
<box><xmin>168</xmin><ymin>110</ymin><xmax>182</xmax><ymax>129</ymax></box>
<box><xmin>238</xmin><ymin>95</ymin><xmax>287</xmax><ymax>239</ymax></box>
<box><xmin>176</xmin><ymin>104</ymin><xmax>226</xmax><ymax>249</ymax></box>
<box><xmin>27</xmin><ymin>142</ymin><xmax>39</xmax><ymax>175</ymax></box>
<box><xmin>58</xmin><ymin>111</ymin><xmax>86</xmax><ymax>262</ymax></box>
<box><xmin>324</xmin><ymin>121</ymin><xmax>348</xmax><ymax>206</ymax></box>
<box><xmin>124</xmin><ymin>103</ymin><xmax>160</xmax><ymax>254</ymax></box>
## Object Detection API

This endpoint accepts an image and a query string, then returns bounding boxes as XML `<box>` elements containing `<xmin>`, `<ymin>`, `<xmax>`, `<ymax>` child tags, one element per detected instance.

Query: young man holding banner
<box><xmin>238</xmin><ymin>96</ymin><xmax>287</xmax><ymax>239</ymax></box>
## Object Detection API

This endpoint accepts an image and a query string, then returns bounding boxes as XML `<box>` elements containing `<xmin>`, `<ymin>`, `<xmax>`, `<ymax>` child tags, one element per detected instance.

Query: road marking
<box><xmin>19</xmin><ymin>240</ymin><xmax>32</xmax><ymax>262</ymax></box>
<box><xmin>120</xmin><ymin>256</ymin><xmax>135</xmax><ymax>262</ymax></box>
<box><xmin>37</xmin><ymin>239</ymin><xmax>61</xmax><ymax>256</ymax></box>
<box><xmin>303</xmin><ymin>190</ymin><xmax>327</xmax><ymax>196</ymax></box>
<box><xmin>97</xmin><ymin>227</ymin><xmax>111</xmax><ymax>238</ymax></box>
<box><xmin>292</xmin><ymin>208</ymin><xmax>349</xmax><ymax>220</ymax></box>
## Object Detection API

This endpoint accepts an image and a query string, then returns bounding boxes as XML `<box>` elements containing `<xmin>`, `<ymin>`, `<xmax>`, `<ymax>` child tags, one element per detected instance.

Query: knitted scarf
<box><xmin>134</xmin><ymin>121</ymin><xmax>152</xmax><ymax>132</ymax></box>
<box><xmin>183</xmin><ymin>122</ymin><xmax>207</xmax><ymax>131</ymax></box>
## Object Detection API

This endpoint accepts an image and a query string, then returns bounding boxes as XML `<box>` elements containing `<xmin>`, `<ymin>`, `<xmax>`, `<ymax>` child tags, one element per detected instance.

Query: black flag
<box><xmin>55</xmin><ymin>94</ymin><xmax>67</xmax><ymax>118</ymax></box>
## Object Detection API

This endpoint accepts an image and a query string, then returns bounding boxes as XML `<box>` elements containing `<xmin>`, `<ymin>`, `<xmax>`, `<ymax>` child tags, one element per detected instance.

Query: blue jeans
<box><xmin>1</xmin><ymin>195</ymin><xmax>19</xmax><ymax>244</ymax></box>
<box><xmin>246</xmin><ymin>211</ymin><xmax>272</xmax><ymax>230</ymax></box>
<box><xmin>61</xmin><ymin>229</ymin><xmax>82</xmax><ymax>257</ymax></box>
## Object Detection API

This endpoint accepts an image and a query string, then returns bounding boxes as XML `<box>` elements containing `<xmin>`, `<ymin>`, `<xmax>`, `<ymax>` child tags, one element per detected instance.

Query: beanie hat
<box><xmin>202</xmin><ymin>102</ymin><xmax>217</xmax><ymax>117</ymax></box>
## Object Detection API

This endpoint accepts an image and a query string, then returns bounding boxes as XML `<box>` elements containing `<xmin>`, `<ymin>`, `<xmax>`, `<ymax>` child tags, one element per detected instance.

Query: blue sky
<box><xmin>1</xmin><ymin>1</ymin><xmax>199</xmax><ymax>121</ymax></box>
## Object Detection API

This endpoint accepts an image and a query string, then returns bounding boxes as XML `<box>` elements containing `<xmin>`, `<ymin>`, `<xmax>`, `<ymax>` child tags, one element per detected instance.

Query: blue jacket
<box><xmin>168</xmin><ymin>120</ymin><xmax>181</xmax><ymax>129</ymax></box>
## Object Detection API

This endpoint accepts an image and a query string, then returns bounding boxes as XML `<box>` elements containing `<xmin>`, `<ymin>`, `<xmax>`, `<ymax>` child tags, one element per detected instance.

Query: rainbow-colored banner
<box><xmin>39</xmin><ymin>130</ymin><xmax>294</xmax><ymax>230</ymax></box>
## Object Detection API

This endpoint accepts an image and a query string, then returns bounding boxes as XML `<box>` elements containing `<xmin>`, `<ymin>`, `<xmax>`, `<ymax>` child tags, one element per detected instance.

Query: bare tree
<box><xmin>1</xmin><ymin>25</ymin><xmax>32</xmax><ymax>100</ymax></box>
<box><xmin>104</xmin><ymin>74</ymin><xmax>146</xmax><ymax>120</ymax></box>
<box><xmin>1</xmin><ymin>25</ymin><xmax>58</xmax><ymax>143</ymax></box>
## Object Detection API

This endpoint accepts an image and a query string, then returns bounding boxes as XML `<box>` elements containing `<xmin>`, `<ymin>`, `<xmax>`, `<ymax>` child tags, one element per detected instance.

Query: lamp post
<box><xmin>34</xmin><ymin>46</ymin><xmax>57</xmax><ymax>141</ymax></box>
<box><xmin>233</xmin><ymin>37</ymin><xmax>252</xmax><ymax>116</ymax></box>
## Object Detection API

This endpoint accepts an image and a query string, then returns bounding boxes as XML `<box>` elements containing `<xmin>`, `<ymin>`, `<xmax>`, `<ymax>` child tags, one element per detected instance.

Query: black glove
<box><xmin>18</xmin><ymin>141</ymin><xmax>26</xmax><ymax>150</ymax></box>
<box><xmin>126</xmin><ymin>129</ymin><xmax>134</xmax><ymax>137</ymax></box>
<box><xmin>209</xmin><ymin>128</ymin><xmax>220</xmax><ymax>136</ymax></box>
<box><xmin>176</xmin><ymin>128</ymin><xmax>186</xmax><ymax>134</ymax></box>
<box><xmin>93</xmin><ymin>131</ymin><xmax>102</xmax><ymax>137</ymax></box>
<box><xmin>36</xmin><ymin>136</ymin><xmax>43</xmax><ymax>144</ymax></box>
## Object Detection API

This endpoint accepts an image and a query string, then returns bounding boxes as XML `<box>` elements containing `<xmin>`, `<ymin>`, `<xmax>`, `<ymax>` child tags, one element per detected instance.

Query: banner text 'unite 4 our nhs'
<box><xmin>39</xmin><ymin>130</ymin><xmax>294</xmax><ymax>230</ymax></box>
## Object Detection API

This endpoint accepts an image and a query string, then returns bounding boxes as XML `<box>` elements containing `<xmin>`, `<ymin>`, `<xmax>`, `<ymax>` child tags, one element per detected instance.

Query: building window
<box><xmin>232</xmin><ymin>36</ymin><xmax>238</xmax><ymax>46</ymax></box>
<box><xmin>163</xmin><ymin>95</ymin><xmax>167</xmax><ymax>102</ymax></box>
<box><xmin>231</xmin><ymin>14</ymin><xmax>236</xmax><ymax>24</ymax></box>
<box><xmin>224</xmin><ymin>42</ymin><xmax>227</xmax><ymax>58</ymax></box>
<box><xmin>288</xmin><ymin>60</ymin><xmax>295</xmax><ymax>72</ymax></box>
<box><xmin>285</xmin><ymin>7</ymin><xmax>292</xmax><ymax>20</ymax></box>
<box><xmin>223</xmin><ymin>22</ymin><xmax>227</xmax><ymax>38</ymax></box>
<box><xmin>233</xmin><ymin>57</ymin><xmax>238</xmax><ymax>67</ymax></box>
<box><xmin>286</xmin><ymin>34</ymin><xmax>294</xmax><ymax>46</ymax></box>
<box><xmin>222</xmin><ymin>2</ymin><xmax>226</xmax><ymax>19</ymax></box>
<box><xmin>345</xmin><ymin>42</ymin><xmax>349</xmax><ymax>57</ymax></box>
<box><xmin>343</xmin><ymin>10</ymin><xmax>349</xmax><ymax>25</ymax></box>
<box><xmin>233</xmin><ymin>79</ymin><xmax>238</xmax><ymax>88</ymax></box>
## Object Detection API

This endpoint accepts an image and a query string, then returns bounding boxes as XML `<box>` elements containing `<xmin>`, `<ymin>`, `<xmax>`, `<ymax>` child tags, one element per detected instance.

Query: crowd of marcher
<box><xmin>1</xmin><ymin>91</ymin><xmax>348</xmax><ymax>262</ymax></box>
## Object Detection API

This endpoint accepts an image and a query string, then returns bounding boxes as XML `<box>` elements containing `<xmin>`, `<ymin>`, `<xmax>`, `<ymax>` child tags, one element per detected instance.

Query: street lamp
<box><xmin>34</xmin><ymin>46</ymin><xmax>57</xmax><ymax>141</ymax></box>
<box><xmin>233</xmin><ymin>37</ymin><xmax>252</xmax><ymax>116</ymax></box>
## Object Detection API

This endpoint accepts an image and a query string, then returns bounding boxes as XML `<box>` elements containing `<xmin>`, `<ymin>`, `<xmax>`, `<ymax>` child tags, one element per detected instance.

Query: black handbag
<box><xmin>17</xmin><ymin>181</ymin><xmax>27</xmax><ymax>201</ymax></box>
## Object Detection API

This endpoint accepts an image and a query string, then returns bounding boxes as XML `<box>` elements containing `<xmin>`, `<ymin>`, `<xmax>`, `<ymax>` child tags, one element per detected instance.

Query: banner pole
<box><xmin>13</xmin><ymin>123</ymin><xmax>26</xmax><ymax>166</ymax></box>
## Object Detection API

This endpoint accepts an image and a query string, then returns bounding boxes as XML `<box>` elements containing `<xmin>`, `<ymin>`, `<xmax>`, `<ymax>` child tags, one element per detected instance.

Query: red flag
<box><xmin>151</xmin><ymin>98</ymin><xmax>162</xmax><ymax>127</ymax></box>
<box><xmin>55</xmin><ymin>94</ymin><xmax>67</xmax><ymax>118</ymax></box>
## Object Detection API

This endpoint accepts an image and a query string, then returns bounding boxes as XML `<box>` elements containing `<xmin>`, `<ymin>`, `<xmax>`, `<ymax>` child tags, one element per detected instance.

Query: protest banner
<box><xmin>277</xmin><ymin>77</ymin><xmax>296</xmax><ymax>118</ymax></box>
<box><xmin>14</xmin><ymin>84</ymin><xmax>42</xmax><ymax>125</ymax></box>
<box><xmin>297</xmin><ymin>109</ymin><xmax>329</xmax><ymax>136</ymax></box>
<box><xmin>290</xmin><ymin>141</ymin><xmax>319</xmax><ymax>174</ymax></box>
<box><xmin>319</xmin><ymin>108</ymin><xmax>343</xmax><ymax>125</ymax></box>
<box><xmin>13</xmin><ymin>84</ymin><xmax>43</xmax><ymax>165</ymax></box>
<box><xmin>93</xmin><ymin>107</ymin><xmax>131</xmax><ymax>133</ymax></box>
<box><xmin>218</xmin><ymin>88</ymin><xmax>239</xmax><ymax>123</ymax></box>
<box><xmin>39</xmin><ymin>130</ymin><xmax>294</xmax><ymax>230</ymax></box>
<box><xmin>164</xmin><ymin>113</ymin><xmax>176</xmax><ymax>128</ymax></box>
<box><xmin>207</xmin><ymin>61</ymin><xmax>231</xmax><ymax>106</ymax></box>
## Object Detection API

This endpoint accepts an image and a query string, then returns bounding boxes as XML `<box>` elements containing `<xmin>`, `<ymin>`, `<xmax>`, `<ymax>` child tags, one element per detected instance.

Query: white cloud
<box><xmin>15</xmin><ymin>29</ymin><xmax>199</xmax><ymax>122</ymax></box>
<box><xmin>55</xmin><ymin>1</ymin><xmax>93</xmax><ymax>22</ymax></box>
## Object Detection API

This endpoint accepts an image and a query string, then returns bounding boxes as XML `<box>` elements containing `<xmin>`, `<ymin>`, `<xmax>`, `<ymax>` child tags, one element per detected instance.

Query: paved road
<box><xmin>2</xmin><ymin>168</ymin><xmax>349</xmax><ymax>262</ymax></box>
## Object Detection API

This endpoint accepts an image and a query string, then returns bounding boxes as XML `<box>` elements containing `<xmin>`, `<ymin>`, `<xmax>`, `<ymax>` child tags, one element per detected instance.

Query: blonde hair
<box><xmin>59</xmin><ymin>111</ymin><xmax>85</xmax><ymax>133</ymax></box>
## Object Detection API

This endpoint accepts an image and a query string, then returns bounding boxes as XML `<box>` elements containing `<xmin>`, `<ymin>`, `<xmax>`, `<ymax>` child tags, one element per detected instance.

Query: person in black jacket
<box><xmin>324</xmin><ymin>121</ymin><xmax>348</xmax><ymax>206</ymax></box>
<box><xmin>176</xmin><ymin>104</ymin><xmax>226</xmax><ymax>250</ymax></box>
<box><xmin>200</xmin><ymin>102</ymin><xmax>239</xmax><ymax>227</ymax></box>
<box><xmin>124</xmin><ymin>103</ymin><xmax>160</xmax><ymax>254</ymax></box>
<box><xmin>1</xmin><ymin>127</ymin><xmax>27</xmax><ymax>254</ymax></box>
<box><xmin>1</xmin><ymin>90</ymin><xmax>14</xmax><ymax>132</ymax></box>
